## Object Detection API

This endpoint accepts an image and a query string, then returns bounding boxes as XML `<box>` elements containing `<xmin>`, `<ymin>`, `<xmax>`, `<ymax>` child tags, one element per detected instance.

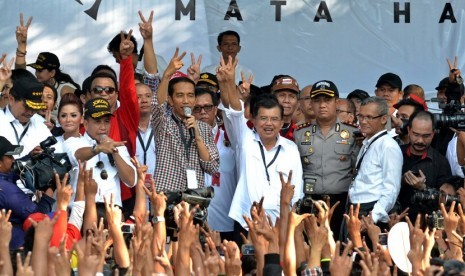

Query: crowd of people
<box><xmin>2</xmin><ymin>9</ymin><xmax>465</xmax><ymax>276</ymax></box>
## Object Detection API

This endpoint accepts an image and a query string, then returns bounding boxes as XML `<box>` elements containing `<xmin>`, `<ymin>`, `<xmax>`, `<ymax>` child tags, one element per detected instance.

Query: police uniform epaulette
<box><xmin>341</xmin><ymin>121</ymin><xmax>358</xmax><ymax>128</ymax></box>
<box><xmin>296</xmin><ymin>122</ymin><xmax>312</xmax><ymax>131</ymax></box>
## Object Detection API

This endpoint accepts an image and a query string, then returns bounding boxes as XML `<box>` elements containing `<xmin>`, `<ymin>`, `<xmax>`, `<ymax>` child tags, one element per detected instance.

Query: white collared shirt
<box><xmin>0</xmin><ymin>105</ymin><xmax>52</xmax><ymax>158</ymax></box>
<box><xmin>446</xmin><ymin>134</ymin><xmax>464</xmax><ymax>177</ymax></box>
<box><xmin>204</xmin><ymin>124</ymin><xmax>237</xmax><ymax>232</ymax></box>
<box><xmin>135</xmin><ymin>123</ymin><xmax>156</xmax><ymax>175</ymax></box>
<box><xmin>64</xmin><ymin>132</ymin><xmax>136</xmax><ymax>207</ymax></box>
<box><xmin>224</xmin><ymin>106</ymin><xmax>303</xmax><ymax>228</ymax></box>
<box><xmin>348</xmin><ymin>130</ymin><xmax>403</xmax><ymax>223</ymax></box>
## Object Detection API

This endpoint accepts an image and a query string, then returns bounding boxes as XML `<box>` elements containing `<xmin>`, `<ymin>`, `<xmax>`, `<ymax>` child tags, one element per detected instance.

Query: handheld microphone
<box><xmin>100</xmin><ymin>134</ymin><xmax>116</xmax><ymax>166</ymax></box>
<box><xmin>183</xmin><ymin>107</ymin><xmax>195</xmax><ymax>139</ymax></box>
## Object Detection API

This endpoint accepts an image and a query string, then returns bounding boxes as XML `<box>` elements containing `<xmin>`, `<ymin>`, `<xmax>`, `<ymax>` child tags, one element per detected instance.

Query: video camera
<box><xmin>432</xmin><ymin>80</ymin><xmax>465</xmax><ymax>130</ymax></box>
<box><xmin>13</xmin><ymin>136</ymin><xmax>72</xmax><ymax>192</ymax></box>
<box><xmin>411</xmin><ymin>188</ymin><xmax>459</xmax><ymax>214</ymax></box>
<box><xmin>164</xmin><ymin>187</ymin><xmax>214</xmax><ymax>231</ymax></box>
<box><xmin>295</xmin><ymin>179</ymin><xmax>324</xmax><ymax>215</ymax></box>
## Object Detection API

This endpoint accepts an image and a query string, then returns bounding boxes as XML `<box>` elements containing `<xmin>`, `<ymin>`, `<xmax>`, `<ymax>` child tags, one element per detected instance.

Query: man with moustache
<box><xmin>298</xmin><ymin>84</ymin><xmax>316</xmax><ymax>124</ymax></box>
<box><xmin>270</xmin><ymin>76</ymin><xmax>300</xmax><ymax>141</ymax></box>
<box><xmin>398</xmin><ymin>111</ymin><xmax>451</xmax><ymax>220</ymax></box>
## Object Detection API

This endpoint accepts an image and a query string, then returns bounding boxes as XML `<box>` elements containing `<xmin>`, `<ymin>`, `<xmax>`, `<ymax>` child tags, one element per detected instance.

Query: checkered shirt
<box><xmin>151</xmin><ymin>93</ymin><xmax>219</xmax><ymax>192</ymax></box>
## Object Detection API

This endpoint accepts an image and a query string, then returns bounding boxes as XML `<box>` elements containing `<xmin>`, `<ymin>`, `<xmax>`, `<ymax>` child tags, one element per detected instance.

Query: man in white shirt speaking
<box><xmin>347</xmin><ymin>96</ymin><xmax>402</xmax><ymax>229</ymax></box>
<box><xmin>66</xmin><ymin>98</ymin><xmax>136</xmax><ymax>209</ymax></box>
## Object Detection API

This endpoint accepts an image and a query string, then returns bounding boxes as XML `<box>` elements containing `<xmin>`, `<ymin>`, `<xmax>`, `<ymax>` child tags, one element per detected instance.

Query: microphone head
<box><xmin>183</xmin><ymin>106</ymin><xmax>192</xmax><ymax>116</ymax></box>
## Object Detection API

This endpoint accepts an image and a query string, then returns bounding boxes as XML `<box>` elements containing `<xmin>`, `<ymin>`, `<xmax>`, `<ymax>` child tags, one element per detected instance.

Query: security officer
<box><xmin>294</xmin><ymin>80</ymin><xmax>359</xmax><ymax>235</ymax></box>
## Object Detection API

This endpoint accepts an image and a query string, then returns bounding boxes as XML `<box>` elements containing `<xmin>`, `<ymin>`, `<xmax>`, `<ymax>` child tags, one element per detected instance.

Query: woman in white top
<box><xmin>53</xmin><ymin>93</ymin><xmax>83</xmax><ymax>198</ymax></box>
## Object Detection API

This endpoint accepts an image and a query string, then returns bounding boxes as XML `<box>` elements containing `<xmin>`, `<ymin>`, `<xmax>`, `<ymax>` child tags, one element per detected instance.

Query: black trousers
<box><xmin>339</xmin><ymin>200</ymin><xmax>389</xmax><ymax>243</ymax></box>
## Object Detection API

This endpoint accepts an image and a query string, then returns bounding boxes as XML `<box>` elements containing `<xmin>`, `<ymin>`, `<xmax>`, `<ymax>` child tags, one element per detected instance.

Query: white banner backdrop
<box><xmin>1</xmin><ymin>0</ymin><xmax>465</xmax><ymax>101</ymax></box>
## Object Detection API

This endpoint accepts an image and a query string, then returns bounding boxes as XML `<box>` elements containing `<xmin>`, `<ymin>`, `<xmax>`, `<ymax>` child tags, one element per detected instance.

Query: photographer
<box><xmin>0</xmin><ymin>136</ymin><xmax>55</xmax><ymax>249</ymax></box>
<box><xmin>399</xmin><ymin>111</ymin><xmax>451</xmax><ymax>220</ymax></box>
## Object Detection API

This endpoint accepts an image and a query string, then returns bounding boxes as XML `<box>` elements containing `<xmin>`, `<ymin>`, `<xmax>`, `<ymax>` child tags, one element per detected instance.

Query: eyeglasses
<box><xmin>95</xmin><ymin>161</ymin><xmax>108</xmax><ymax>180</ymax></box>
<box><xmin>193</xmin><ymin>105</ymin><xmax>215</xmax><ymax>113</ymax></box>
<box><xmin>92</xmin><ymin>86</ymin><xmax>116</xmax><ymax>95</ymax></box>
<box><xmin>336</xmin><ymin>110</ymin><xmax>352</xmax><ymax>114</ymax></box>
<box><xmin>356</xmin><ymin>114</ymin><xmax>386</xmax><ymax>122</ymax></box>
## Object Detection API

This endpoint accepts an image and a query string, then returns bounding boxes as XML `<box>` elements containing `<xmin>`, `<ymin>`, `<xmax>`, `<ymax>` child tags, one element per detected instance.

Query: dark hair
<box><xmin>58</xmin><ymin>93</ymin><xmax>83</xmax><ymax>115</ymax></box>
<box><xmin>90</xmin><ymin>72</ymin><xmax>118</xmax><ymax>91</ymax></box>
<box><xmin>11</xmin><ymin>68</ymin><xmax>36</xmax><ymax>81</ymax></box>
<box><xmin>107</xmin><ymin>32</ymin><xmax>138</xmax><ymax>55</ymax></box>
<box><xmin>251</xmin><ymin>93</ymin><xmax>283</xmax><ymax>118</ymax></box>
<box><xmin>194</xmin><ymin>87</ymin><xmax>219</xmax><ymax>106</ymax></box>
<box><xmin>91</xmin><ymin>65</ymin><xmax>117</xmax><ymax>79</ymax></box>
<box><xmin>134</xmin><ymin>72</ymin><xmax>144</xmax><ymax>83</ymax></box>
<box><xmin>441</xmin><ymin>176</ymin><xmax>464</xmax><ymax>192</ymax></box>
<box><xmin>54</xmin><ymin>68</ymin><xmax>81</xmax><ymax>91</ymax></box>
<box><xmin>407</xmin><ymin>110</ymin><xmax>434</xmax><ymax>129</ymax></box>
<box><xmin>217</xmin><ymin>30</ymin><xmax>240</xmax><ymax>45</ymax></box>
<box><xmin>395</xmin><ymin>98</ymin><xmax>425</xmax><ymax>113</ymax></box>
<box><xmin>167</xmin><ymin>77</ymin><xmax>196</xmax><ymax>97</ymax></box>
<box><xmin>43</xmin><ymin>83</ymin><xmax>58</xmax><ymax>106</ymax></box>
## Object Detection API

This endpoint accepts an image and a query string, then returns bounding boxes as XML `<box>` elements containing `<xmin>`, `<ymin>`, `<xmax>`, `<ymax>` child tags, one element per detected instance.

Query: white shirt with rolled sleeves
<box><xmin>65</xmin><ymin>132</ymin><xmax>137</xmax><ymax>207</ymax></box>
<box><xmin>223</xmin><ymin>106</ymin><xmax>303</xmax><ymax>229</ymax></box>
<box><xmin>348</xmin><ymin>130</ymin><xmax>402</xmax><ymax>223</ymax></box>
<box><xmin>0</xmin><ymin>105</ymin><xmax>52</xmax><ymax>158</ymax></box>
<box><xmin>204</xmin><ymin>125</ymin><xmax>237</xmax><ymax>232</ymax></box>
<box><xmin>446</xmin><ymin>134</ymin><xmax>464</xmax><ymax>177</ymax></box>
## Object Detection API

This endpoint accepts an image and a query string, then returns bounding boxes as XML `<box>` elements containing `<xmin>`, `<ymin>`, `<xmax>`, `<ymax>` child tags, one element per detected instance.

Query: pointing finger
<box><xmin>26</xmin><ymin>16</ymin><xmax>33</xmax><ymax>28</ymax></box>
<box><xmin>138</xmin><ymin>11</ymin><xmax>147</xmax><ymax>23</ymax></box>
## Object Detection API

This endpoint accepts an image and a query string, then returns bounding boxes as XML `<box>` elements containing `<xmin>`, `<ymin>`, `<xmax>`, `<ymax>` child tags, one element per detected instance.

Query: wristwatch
<box><xmin>152</xmin><ymin>216</ymin><xmax>165</xmax><ymax>224</ymax></box>
<box><xmin>91</xmin><ymin>144</ymin><xmax>98</xmax><ymax>154</ymax></box>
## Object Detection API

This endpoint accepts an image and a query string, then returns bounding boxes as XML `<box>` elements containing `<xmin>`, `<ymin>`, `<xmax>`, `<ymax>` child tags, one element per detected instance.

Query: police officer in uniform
<box><xmin>294</xmin><ymin>80</ymin><xmax>360</xmax><ymax>235</ymax></box>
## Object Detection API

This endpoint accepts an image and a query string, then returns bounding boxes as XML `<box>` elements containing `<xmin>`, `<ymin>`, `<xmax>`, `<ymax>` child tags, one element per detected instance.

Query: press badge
<box><xmin>186</xmin><ymin>169</ymin><xmax>198</xmax><ymax>189</ymax></box>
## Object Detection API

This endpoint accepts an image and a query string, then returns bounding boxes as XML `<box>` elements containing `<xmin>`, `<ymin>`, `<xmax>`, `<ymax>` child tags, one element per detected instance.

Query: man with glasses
<box><xmin>295</xmin><ymin>80</ymin><xmax>359</xmax><ymax>235</ymax></box>
<box><xmin>336</xmin><ymin>98</ymin><xmax>356</xmax><ymax>125</ymax></box>
<box><xmin>193</xmin><ymin>87</ymin><xmax>237</xmax><ymax>241</ymax></box>
<box><xmin>347</xmin><ymin>96</ymin><xmax>402</xmax><ymax>227</ymax></box>
<box><xmin>66</xmin><ymin>98</ymin><xmax>136</xmax><ymax>208</ymax></box>
<box><xmin>77</xmin><ymin>34</ymin><xmax>139</xmax><ymax>216</ymax></box>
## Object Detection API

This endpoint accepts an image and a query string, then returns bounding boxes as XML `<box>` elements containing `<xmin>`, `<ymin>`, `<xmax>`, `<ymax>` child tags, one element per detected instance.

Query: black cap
<box><xmin>347</xmin><ymin>89</ymin><xmax>370</xmax><ymax>101</ymax></box>
<box><xmin>0</xmin><ymin>136</ymin><xmax>23</xmax><ymax>157</ymax></box>
<box><xmin>310</xmin><ymin>80</ymin><xmax>339</xmax><ymax>98</ymax></box>
<box><xmin>27</xmin><ymin>52</ymin><xmax>60</xmax><ymax>70</ymax></box>
<box><xmin>197</xmin><ymin>73</ymin><xmax>219</xmax><ymax>89</ymax></box>
<box><xmin>435</xmin><ymin>77</ymin><xmax>449</xmax><ymax>90</ymax></box>
<box><xmin>84</xmin><ymin>98</ymin><xmax>112</xmax><ymax>119</ymax></box>
<box><xmin>376</xmin><ymin>73</ymin><xmax>402</xmax><ymax>89</ymax></box>
<box><xmin>11</xmin><ymin>77</ymin><xmax>46</xmax><ymax>110</ymax></box>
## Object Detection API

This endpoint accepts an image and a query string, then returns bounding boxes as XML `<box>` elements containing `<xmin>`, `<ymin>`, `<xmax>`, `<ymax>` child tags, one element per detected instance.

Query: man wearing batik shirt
<box><xmin>151</xmin><ymin>49</ymin><xmax>219</xmax><ymax>191</ymax></box>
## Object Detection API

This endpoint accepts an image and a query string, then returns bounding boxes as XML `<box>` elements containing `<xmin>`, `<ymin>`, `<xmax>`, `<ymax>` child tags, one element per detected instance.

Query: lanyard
<box><xmin>258</xmin><ymin>142</ymin><xmax>281</xmax><ymax>184</ymax></box>
<box><xmin>137</xmin><ymin>129</ymin><xmax>154</xmax><ymax>165</ymax></box>
<box><xmin>10</xmin><ymin>122</ymin><xmax>30</xmax><ymax>144</ymax></box>
<box><xmin>352</xmin><ymin>131</ymin><xmax>387</xmax><ymax>181</ymax></box>
<box><xmin>214</xmin><ymin>128</ymin><xmax>220</xmax><ymax>145</ymax></box>
<box><xmin>171</xmin><ymin>114</ymin><xmax>193</xmax><ymax>161</ymax></box>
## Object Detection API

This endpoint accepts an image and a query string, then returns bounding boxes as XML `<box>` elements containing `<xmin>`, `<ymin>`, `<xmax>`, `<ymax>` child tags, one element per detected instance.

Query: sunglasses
<box><xmin>95</xmin><ymin>161</ymin><xmax>108</xmax><ymax>180</ymax></box>
<box><xmin>193</xmin><ymin>105</ymin><xmax>215</xmax><ymax>113</ymax></box>
<box><xmin>92</xmin><ymin>86</ymin><xmax>116</xmax><ymax>95</ymax></box>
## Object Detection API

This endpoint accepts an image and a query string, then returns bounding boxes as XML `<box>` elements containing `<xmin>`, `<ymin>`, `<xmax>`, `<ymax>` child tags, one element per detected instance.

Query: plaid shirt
<box><xmin>151</xmin><ymin>93</ymin><xmax>219</xmax><ymax>191</ymax></box>
<box><xmin>301</xmin><ymin>267</ymin><xmax>323</xmax><ymax>276</ymax></box>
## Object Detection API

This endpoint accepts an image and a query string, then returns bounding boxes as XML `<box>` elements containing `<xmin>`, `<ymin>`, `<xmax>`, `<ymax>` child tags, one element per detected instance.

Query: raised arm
<box><xmin>157</xmin><ymin>48</ymin><xmax>186</xmax><ymax>105</ymax></box>
<box><xmin>139</xmin><ymin>10</ymin><xmax>158</xmax><ymax>75</ymax></box>
<box><xmin>15</xmin><ymin>13</ymin><xmax>31</xmax><ymax>69</ymax></box>
<box><xmin>217</xmin><ymin>56</ymin><xmax>239</xmax><ymax>110</ymax></box>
